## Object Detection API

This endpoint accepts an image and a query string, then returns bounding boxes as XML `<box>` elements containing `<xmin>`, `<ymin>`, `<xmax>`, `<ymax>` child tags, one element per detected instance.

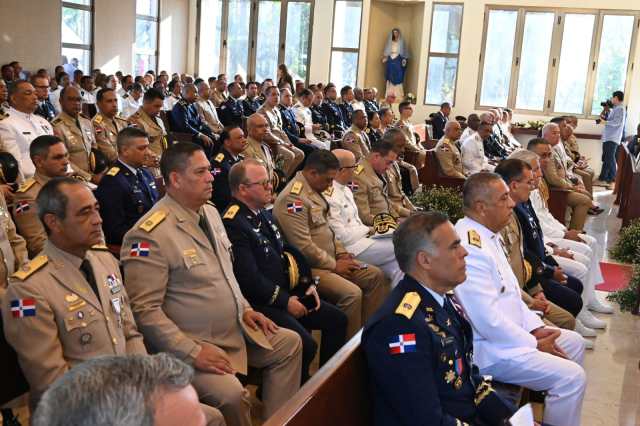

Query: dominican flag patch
<box><xmin>15</xmin><ymin>201</ymin><xmax>30</xmax><ymax>215</ymax></box>
<box><xmin>287</xmin><ymin>201</ymin><xmax>304</xmax><ymax>213</ymax></box>
<box><xmin>130</xmin><ymin>242</ymin><xmax>150</xmax><ymax>257</ymax></box>
<box><xmin>388</xmin><ymin>333</ymin><xmax>417</xmax><ymax>355</ymax></box>
<box><xmin>211</xmin><ymin>168</ymin><xmax>222</xmax><ymax>176</ymax></box>
<box><xmin>347</xmin><ymin>181</ymin><xmax>359</xmax><ymax>192</ymax></box>
<box><xmin>10</xmin><ymin>298</ymin><xmax>36</xmax><ymax>318</ymax></box>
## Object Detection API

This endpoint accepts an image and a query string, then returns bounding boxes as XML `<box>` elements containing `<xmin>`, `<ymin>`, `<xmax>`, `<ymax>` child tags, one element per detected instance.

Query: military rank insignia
<box><xmin>388</xmin><ymin>333</ymin><xmax>417</xmax><ymax>355</ymax></box>
<box><xmin>467</xmin><ymin>230</ymin><xmax>482</xmax><ymax>248</ymax></box>
<box><xmin>10</xmin><ymin>298</ymin><xmax>36</xmax><ymax>318</ymax></box>
<box><xmin>287</xmin><ymin>200</ymin><xmax>304</xmax><ymax>213</ymax></box>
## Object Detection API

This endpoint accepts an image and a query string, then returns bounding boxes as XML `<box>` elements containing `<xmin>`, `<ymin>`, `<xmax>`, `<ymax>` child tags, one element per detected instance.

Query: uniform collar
<box><xmin>164</xmin><ymin>194</ymin><xmax>201</xmax><ymax>225</ymax></box>
<box><xmin>8</xmin><ymin>106</ymin><xmax>35</xmax><ymax>120</ymax></box>
<box><xmin>461</xmin><ymin>216</ymin><xmax>501</xmax><ymax>241</ymax></box>
<box><xmin>117</xmin><ymin>159</ymin><xmax>138</xmax><ymax>175</ymax></box>
<box><xmin>34</xmin><ymin>172</ymin><xmax>52</xmax><ymax>186</ymax></box>
<box><xmin>44</xmin><ymin>240</ymin><xmax>84</xmax><ymax>269</ymax></box>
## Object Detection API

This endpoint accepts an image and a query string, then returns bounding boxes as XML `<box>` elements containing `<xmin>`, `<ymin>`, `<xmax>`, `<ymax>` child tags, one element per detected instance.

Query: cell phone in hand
<box><xmin>299</xmin><ymin>294</ymin><xmax>317</xmax><ymax>310</ymax></box>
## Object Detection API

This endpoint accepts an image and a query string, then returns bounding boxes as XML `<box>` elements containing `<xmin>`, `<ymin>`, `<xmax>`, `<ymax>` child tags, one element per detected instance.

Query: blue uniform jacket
<box><xmin>362</xmin><ymin>275</ymin><xmax>514</xmax><ymax>426</ymax></box>
<box><xmin>211</xmin><ymin>148</ymin><xmax>243</xmax><ymax>213</ymax></box>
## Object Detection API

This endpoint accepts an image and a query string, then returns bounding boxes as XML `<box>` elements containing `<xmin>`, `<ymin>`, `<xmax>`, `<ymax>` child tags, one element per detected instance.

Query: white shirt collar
<box><xmin>118</xmin><ymin>159</ymin><xmax>138</xmax><ymax>175</ymax></box>
<box><xmin>8</xmin><ymin>107</ymin><xmax>33</xmax><ymax>120</ymax></box>
<box><xmin>419</xmin><ymin>282</ymin><xmax>445</xmax><ymax>307</ymax></box>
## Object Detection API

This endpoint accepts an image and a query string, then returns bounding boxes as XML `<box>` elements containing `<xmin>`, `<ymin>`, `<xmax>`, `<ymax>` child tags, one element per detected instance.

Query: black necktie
<box><xmin>80</xmin><ymin>259</ymin><xmax>100</xmax><ymax>300</ymax></box>
<box><xmin>198</xmin><ymin>213</ymin><xmax>215</xmax><ymax>248</ymax></box>
<box><xmin>136</xmin><ymin>169</ymin><xmax>152</xmax><ymax>202</ymax></box>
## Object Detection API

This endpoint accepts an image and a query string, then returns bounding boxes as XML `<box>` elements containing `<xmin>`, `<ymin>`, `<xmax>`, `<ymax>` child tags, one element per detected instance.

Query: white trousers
<box><xmin>481</xmin><ymin>329</ymin><xmax>586</xmax><ymax>426</ymax></box>
<box><xmin>552</xmin><ymin>234</ymin><xmax>603</xmax><ymax>305</ymax></box>
<box><xmin>356</xmin><ymin>238</ymin><xmax>404</xmax><ymax>287</ymax></box>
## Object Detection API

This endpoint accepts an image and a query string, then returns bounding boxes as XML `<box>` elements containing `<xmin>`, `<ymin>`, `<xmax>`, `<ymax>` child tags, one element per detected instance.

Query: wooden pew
<box><xmin>264</xmin><ymin>331</ymin><xmax>371</xmax><ymax>426</ymax></box>
<box><xmin>547</xmin><ymin>188</ymin><xmax>570</xmax><ymax>225</ymax></box>
<box><xmin>158</xmin><ymin>110</ymin><xmax>195</xmax><ymax>144</ymax></box>
<box><xmin>417</xmin><ymin>150</ymin><xmax>465</xmax><ymax>191</ymax></box>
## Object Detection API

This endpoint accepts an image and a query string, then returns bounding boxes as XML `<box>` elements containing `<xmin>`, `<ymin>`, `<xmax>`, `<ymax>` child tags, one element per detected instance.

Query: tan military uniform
<box><xmin>128</xmin><ymin>107</ymin><xmax>167</xmax><ymax>162</ymax></box>
<box><xmin>342</xmin><ymin>125</ymin><xmax>371</xmax><ymax>162</ymax></box>
<box><xmin>210</xmin><ymin>89</ymin><xmax>228</xmax><ymax>108</ymax></box>
<box><xmin>435</xmin><ymin>137</ymin><xmax>466</xmax><ymax>179</ymax></box>
<box><xmin>542</xmin><ymin>151</ymin><xmax>590</xmax><ymax>230</ymax></box>
<box><xmin>563</xmin><ymin>135</ymin><xmax>595</xmax><ymax>195</ymax></box>
<box><xmin>243</xmin><ymin>136</ymin><xmax>276</xmax><ymax>182</ymax></box>
<box><xmin>0</xmin><ymin>192</ymin><xmax>28</xmax><ymax>300</ymax></box>
<box><xmin>258</xmin><ymin>105</ymin><xmax>304</xmax><ymax>177</ymax></box>
<box><xmin>500</xmin><ymin>213</ymin><xmax>576</xmax><ymax>330</ymax></box>
<box><xmin>121</xmin><ymin>195</ymin><xmax>302</xmax><ymax>425</ymax></box>
<box><xmin>11</xmin><ymin>173</ymin><xmax>51</xmax><ymax>258</ymax></box>
<box><xmin>273</xmin><ymin>171</ymin><xmax>389</xmax><ymax>337</ymax></box>
<box><xmin>350</xmin><ymin>160</ymin><xmax>397</xmax><ymax>226</ymax></box>
<box><xmin>1</xmin><ymin>242</ymin><xmax>145</xmax><ymax>407</ymax></box>
<box><xmin>52</xmin><ymin>111</ymin><xmax>97</xmax><ymax>181</ymax></box>
<box><xmin>385</xmin><ymin>162</ymin><xmax>415</xmax><ymax>218</ymax></box>
<box><xmin>195</xmin><ymin>99</ymin><xmax>224</xmax><ymax>133</ymax></box>
<box><xmin>92</xmin><ymin>112</ymin><xmax>128</xmax><ymax>163</ymax></box>
<box><xmin>396</xmin><ymin>119</ymin><xmax>426</xmax><ymax>168</ymax></box>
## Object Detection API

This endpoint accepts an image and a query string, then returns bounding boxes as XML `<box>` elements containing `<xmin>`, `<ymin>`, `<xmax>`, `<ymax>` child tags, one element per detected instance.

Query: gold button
<box><xmin>81</xmin><ymin>322</ymin><xmax>87</xmax><ymax>327</ymax></box>
<box><xmin>112</xmin><ymin>338</ymin><xmax>117</xmax><ymax>345</ymax></box>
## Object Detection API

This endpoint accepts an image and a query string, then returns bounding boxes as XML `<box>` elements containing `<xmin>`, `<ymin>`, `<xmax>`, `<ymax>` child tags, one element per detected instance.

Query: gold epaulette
<box><xmin>223</xmin><ymin>204</ymin><xmax>239</xmax><ymax>220</ymax></box>
<box><xmin>139</xmin><ymin>210</ymin><xmax>167</xmax><ymax>232</ymax></box>
<box><xmin>16</xmin><ymin>178</ymin><xmax>36</xmax><ymax>193</ymax></box>
<box><xmin>90</xmin><ymin>244</ymin><xmax>109</xmax><ymax>251</ymax></box>
<box><xmin>51</xmin><ymin>117</ymin><xmax>62</xmax><ymax>125</ymax></box>
<box><xmin>12</xmin><ymin>256</ymin><xmax>48</xmax><ymax>281</ymax></box>
<box><xmin>290</xmin><ymin>181</ymin><xmax>303</xmax><ymax>195</ymax></box>
<box><xmin>395</xmin><ymin>292</ymin><xmax>421</xmax><ymax>319</ymax></box>
<box><xmin>214</xmin><ymin>153</ymin><xmax>225</xmax><ymax>162</ymax></box>
<box><xmin>93</xmin><ymin>114</ymin><xmax>103</xmax><ymax>124</ymax></box>
<box><xmin>323</xmin><ymin>186</ymin><xmax>334</xmax><ymax>197</ymax></box>
<box><xmin>106</xmin><ymin>166</ymin><xmax>120</xmax><ymax>176</ymax></box>
<box><xmin>354</xmin><ymin>164</ymin><xmax>364</xmax><ymax>175</ymax></box>
<box><xmin>468</xmin><ymin>230</ymin><xmax>481</xmax><ymax>248</ymax></box>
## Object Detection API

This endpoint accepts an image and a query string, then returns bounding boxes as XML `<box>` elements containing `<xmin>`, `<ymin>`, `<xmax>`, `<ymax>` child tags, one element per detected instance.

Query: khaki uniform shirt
<box><xmin>0</xmin><ymin>193</ymin><xmax>28</xmax><ymax>298</ymax></box>
<box><xmin>195</xmin><ymin>99</ymin><xmax>224</xmax><ymax>133</ymax></box>
<box><xmin>543</xmin><ymin>149</ymin><xmax>573</xmax><ymax>190</ymax></box>
<box><xmin>121</xmin><ymin>195</ymin><xmax>253</xmax><ymax>374</ymax></box>
<box><xmin>210</xmin><ymin>89</ymin><xmax>228</xmax><ymax>108</ymax></box>
<box><xmin>396</xmin><ymin>120</ymin><xmax>424</xmax><ymax>153</ymax></box>
<box><xmin>563</xmin><ymin>135</ymin><xmax>581</xmax><ymax>162</ymax></box>
<box><xmin>435</xmin><ymin>137</ymin><xmax>465</xmax><ymax>179</ymax></box>
<box><xmin>242</xmin><ymin>136</ymin><xmax>275</xmax><ymax>181</ymax></box>
<box><xmin>12</xmin><ymin>173</ymin><xmax>50</xmax><ymax>258</ymax></box>
<box><xmin>385</xmin><ymin>162</ymin><xmax>415</xmax><ymax>218</ymax></box>
<box><xmin>2</xmin><ymin>242</ymin><xmax>145</xmax><ymax>403</ymax></box>
<box><xmin>92</xmin><ymin>113</ymin><xmax>128</xmax><ymax>163</ymax></box>
<box><xmin>342</xmin><ymin>125</ymin><xmax>371</xmax><ymax>162</ymax></box>
<box><xmin>273</xmin><ymin>172</ymin><xmax>346</xmax><ymax>271</ymax></box>
<box><xmin>52</xmin><ymin>111</ymin><xmax>97</xmax><ymax>181</ymax></box>
<box><xmin>350</xmin><ymin>160</ymin><xmax>396</xmax><ymax>226</ymax></box>
<box><xmin>258</xmin><ymin>104</ymin><xmax>290</xmax><ymax>147</ymax></box>
<box><xmin>128</xmin><ymin>107</ymin><xmax>168</xmax><ymax>159</ymax></box>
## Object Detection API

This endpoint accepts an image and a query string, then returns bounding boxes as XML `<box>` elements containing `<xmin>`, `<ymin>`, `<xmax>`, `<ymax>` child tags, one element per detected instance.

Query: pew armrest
<box><xmin>548</xmin><ymin>188</ymin><xmax>570</xmax><ymax>224</ymax></box>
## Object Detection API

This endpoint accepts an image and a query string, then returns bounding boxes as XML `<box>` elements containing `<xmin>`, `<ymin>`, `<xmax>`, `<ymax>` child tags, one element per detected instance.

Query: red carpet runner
<box><xmin>595</xmin><ymin>262</ymin><xmax>633</xmax><ymax>292</ymax></box>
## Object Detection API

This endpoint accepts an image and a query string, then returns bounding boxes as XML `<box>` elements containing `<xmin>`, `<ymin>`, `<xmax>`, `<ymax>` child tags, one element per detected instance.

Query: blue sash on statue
<box><xmin>385</xmin><ymin>56</ymin><xmax>406</xmax><ymax>85</ymax></box>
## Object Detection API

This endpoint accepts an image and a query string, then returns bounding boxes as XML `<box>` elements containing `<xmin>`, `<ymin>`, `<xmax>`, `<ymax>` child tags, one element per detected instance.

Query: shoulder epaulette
<box><xmin>122</xmin><ymin>93</ymin><xmax>129</xmax><ymax>99</ymax></box>
<box><xmin>214</xmin><ymin>153</ymin><xmax>225</xmax><ymax>162</ymax></box>
<box><xmin>395</xmin><ymin>292</ymin><xmax>421</xmax><ymax>319</ymax></box>
<box><xmin>51</xmin><ymin>117</ymin><xmax>62</xmax><ymax>125</ymax></box>
<box><xmin>468</xmin><ymin>230</ymin><xmax>482</xmax><ymax>248</ymax></box>
<box><xmin>290</xmin><ymin>181</ymin><xmax>303</xmax><ymax>195</ymax></box>
<box><xmin>106</xmin><ymin>166</ymin><xmax>120</xmax><ymax>176</ymax></box>
<box><xmin>323</xmin><ymin>186</ymin><xmax>334</xmax><ymax>197</ymax></box>
<box><xmin>93</xmin><ymin>114</ymin><xmax>103</xmax><ymax>124</ymax></box>
<box><xmin>223</xmin><ymin>204</ymin><xmax>239</xmax><ymax>220</ymax></box>
<box><xmin>139</xmin><ymin>210</ymin><xmax>167</xmax><ymax>232</ymax></box>
<box><xmin>79</xmin><ymin>113</ymin><xmax>89</xmax><ymax>119</ymax></box>
<box><xmin>16</xmin><ymin>178</ymin><xmax>36</xmax><ymax>193</ymax></box>
<box><xmin>354</xmin><ymin>164</ymin><xmax>364</xmax><ymax>175</ymax></box>
<box><xmin>90</xmin><ymin>244</ymin><xmax>109</xmax><ymax>251</ymax></box>
<box><xmin>178</xmin><ymin>99</ymin><xmax>188</xmax><ymax>106</ymax></box>
<box><xmin>12</xmin><ymin>255</ymin><xmax>48</xmax><ymax>281</ymax></box>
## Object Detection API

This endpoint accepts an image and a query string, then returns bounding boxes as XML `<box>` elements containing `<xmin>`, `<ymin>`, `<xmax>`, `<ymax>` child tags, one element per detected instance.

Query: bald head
<box><xmin>444</xmin><ymin>120</ymin><xmax>462</xmax><ymax>141</ymax></box>
<box><xmin>247</xmin><ymin>113</ymin><xmax>268</xmax><ymax>141</ymax></box>
<box><xmin>332</xmin><ymin>149</ymin><xmax>357</xmax><ymax>185</ymax></box>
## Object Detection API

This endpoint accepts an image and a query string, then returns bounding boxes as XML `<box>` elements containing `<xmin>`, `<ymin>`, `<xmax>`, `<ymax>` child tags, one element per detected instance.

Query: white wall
<box><xmin>94</xmin><ymin>0</ymin><xmax>136</xmax><ymax>74</ymax></box>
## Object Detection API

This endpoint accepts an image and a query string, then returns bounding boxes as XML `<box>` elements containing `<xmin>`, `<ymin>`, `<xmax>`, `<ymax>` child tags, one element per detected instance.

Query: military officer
<box><xmin>341</xmin><ymin>109</ymin><xmax>371</xmax><ymax>162</ymax></box>
<box><xmin>95</xmin><ymin>127</ymin><xmax>158</xmax><ymax>248</ymax></box>
<box><xmin>195</xmin><ymin>81</ymin><xmax>224</xmax><ymax>134</ymax></box>
<box><xmin>454</xmin><ymin>172</ymin><xmax>586</xmax><ymax>426</ymax></box>
<box><xmin>363</xmin><ymin>88</ymin><xmax>379</xmax><ymax>115</ymax></box>
<box><xmin>338</xmin><ymin>86</ymin><xmax>354</xmax><ymax>128</ymax></box>
<box><xmin>320</xmin><ymin>84</ymin><xmax>346</xmax><ymax>138</ymax></box>
<box><xmin>211</xmin><ymin>126</ymin><xmax>246</xmax><ymax>213</ymax></box>
<box><xmin>2</xmin><ymin>178</ymin><xmax>146</xmax><ymax>409</ymax></box>
<box><xmin>435</xmin><ymin>121</ymin><xmax>466</xmax><ymax>179</ymax></box>
<box><xmin>127</xmin><ymin>88</ymin><xmax>167</xmax><ymax>176</ymax></box>
<box><xmin>242</xmin><ymin>114</ymin><xmax>277</xmax><ymax>186</ymax></box>
<box><xmin>92</xmin><ymin>88</ymin><xmax>129</xmax><ymax>164</ymax></box>
<box><xmin>242</xmin><ymin>82</ymin><xmax>261</xmax><ymax>116</ymax></box>
<box><xmin>223</xmin><ymin>159</ymin><xmax>347</xmax><ymax>383</ymax></box>
<box><xmin>0</xmin><ymin>80</ymin><xmax>54</xmax><ymax>181</ymax></box>
<box><xmin>218</xmin><ymin>82</ymin><xmax>245</xmax><ymax>128</ymax></box>
<box><xmin>385</xmin><ymin>129</ymin><xmax>418</xmax><ymax>216</ymax></box>
<box><xmin>293</xmin><ymin>89</ymin><xmax>331</xmax><ymax>150</ymax></box>
<box><xmin>169</xmin><ymin>84</ymin><xmax>216</xmax><ymax>156</ymax></box>
<box><xmin>0</xmin><ymin>190</ymin><xmax>28</xmax><ymax>298</ymax></box>
<box><xmin>51</xmin><ymin>86</ymin><xmax>99</xmax><ymax>183</ymax></box>
<box><xmin>210</xmin><ymin>74</ymin><xmax>228</xmax><ymax>107</ymax></box>
<box><xmin>121</xmin><ymin>143</ymin><xmax>302</xmax><ymax>426</ymax></box>
<box><xmin>395</xmin><ymin>102</ymin><xmax>426</xmax><ymax>169</ymax></box>
<box><xmin>12</xmin><ymin>136</ymin><xmax>71</xmax><ymax>257</ymax></box>
<box><xmin>326</xmin><ymin>150</ymin><xmax>404</xmax><ymax>287</ymax></box>
<box><xmin>32</xmin><ymin>75</ymin><xmax>57</xmax><ymax>122</ymax></box>
<box><xmin>351</xmin><ymin>139</ymin><xmax>399</xmax><ymax>226</ymax></box>
<box><xmin>273</xmin><ymin>150</ymin><xmax>390</xmax><ymax>338</ymax></box>
<box><xmin>164</xmin><ymin>79</ymin><xmax>182</xmax><ymax>112</ymax></box>
<box><xmin>362</xmin><ymin>212</ymin><xmax>515</xmax><ymax>426</ymax></box>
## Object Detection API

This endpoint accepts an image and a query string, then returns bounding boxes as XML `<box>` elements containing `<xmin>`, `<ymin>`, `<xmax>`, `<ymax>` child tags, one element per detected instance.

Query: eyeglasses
<box><xmin>243</xmin><ymin>179</ymin><xmax>271</xmax><ymax>189</ymax></box>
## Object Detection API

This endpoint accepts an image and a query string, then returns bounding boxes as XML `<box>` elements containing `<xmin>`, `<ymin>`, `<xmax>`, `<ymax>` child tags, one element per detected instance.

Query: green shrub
<box><xmin>609</xmin><ymin>219</ymin><xmax>640</xmax><ymax>264</ymax></box>
<box><xmin>411</xmin><ymin>185</ymin><xmax>464</xmax><ymax>223</ymax></box>
<box><xmin>606</xmin><ymin>265</ymin><xmax>639</xmax><ymax>312</ymax></box>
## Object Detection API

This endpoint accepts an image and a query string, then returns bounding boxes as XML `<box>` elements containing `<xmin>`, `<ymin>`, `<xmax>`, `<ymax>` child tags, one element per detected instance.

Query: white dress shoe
<box><xmin>577</xmin><ymin>310</ymin><xmax>607</xmax><ymax>329</ymax></box>
<box><xmin>588</xmin><ymin>298</ymin><xmax>614</xmax><ymax>314</ymax></box>
<box><xmin>583</xmin><ymin>338</ymin><xmax>594</xmax><ymax>350</ymax></box>
<box><xmin>575</xmin><ymin>319</ymin><xmax>597</xmax><ymax>337</ymax></box>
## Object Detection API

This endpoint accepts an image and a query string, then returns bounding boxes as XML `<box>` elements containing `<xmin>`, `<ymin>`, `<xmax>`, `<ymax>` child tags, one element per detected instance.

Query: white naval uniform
<box><xmin>49</xmin><ymin>87</ymin><xmax>62</xmax><ymax>115</ymax></box>
<box><xmin>454</xmin><ymin>216</ymin><xmax>586</xmax><ymax>426</ymax></box>
<box><xmin>0</xmin><ymin>107</ymin><xmax>54</xmax><ymax>180</ymax></box>
<box><xmin>121</xmin><ymin>96</ymin><xmax>141</xmax><ymax>118</ymax></box>
<box><xmin>325</xmin><ymin>181</ymin><xmax>403</xmax><ymax>287</ymax></box>
<box><xmin>461</xmin><ymin>132</ymin><xmax>493</xmax><ymax>176</ymax></box>
<box><xmin>530</xmin><ymin>189</ymin><xmax>603</xmax><ymax>305</ymax></box>
<box><xmin>163</xmin><ymin>94</ymin><xmax>181</xmax><ymax>112</ymax></box>
<box><xmin>293</xmin><ymin>103</ymin><xmax>330</xmax><ymax>150</ymax></box>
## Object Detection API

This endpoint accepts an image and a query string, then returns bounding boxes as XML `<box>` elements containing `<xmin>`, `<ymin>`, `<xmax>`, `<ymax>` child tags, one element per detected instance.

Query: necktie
<box><xmin>198</xmin><ymin>213</ymin><xmax>215</xmax><ymax>248</ymax></box>
<box><xmin>80</xmin><ymin>259</ymin><xmax>100</xmax><ymax>300</ymax></box>
<box><xmin>136</xmin><ymin>169</ymin><xmax>153</xmax><ymax>203</ymax></box>
<box><xmin>446</xmin><ymin>294</ymin><xmax>468</xmax><ymax>322</ymax></box>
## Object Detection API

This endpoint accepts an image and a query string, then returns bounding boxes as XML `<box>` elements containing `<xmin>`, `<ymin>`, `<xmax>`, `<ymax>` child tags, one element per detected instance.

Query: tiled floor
<box><xmin>581</xmin><ymin>189</ymin><xmax>640</xmax><ymax>426</ymax></box>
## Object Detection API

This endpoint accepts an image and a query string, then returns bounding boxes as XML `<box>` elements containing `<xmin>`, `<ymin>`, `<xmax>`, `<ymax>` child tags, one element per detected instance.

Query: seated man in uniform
<box><xmin>341</xmin><ymin>109</ymin><xmax>371</xmax><ymax>162</ymax></box>
<box><xmin>223</xmin><ymin>159</ymin><xmax>347</xmax><ymax>383</ymax></box>
<box><xmin>211</xmin><ymin>126</ymin><xmax>246</xmax><ymax>213</ymax></box>
<box><xmin>362</xmin><ymin>212</ymin><xmax>515</xmax><ymax>426</ymax></box>
<box><xmin>395</xmin><ymin>101</ymin><xmax>426</xmax><ymax>169</ymax></box>
<box><xmin>121</xmin><ymin>143</ymin><xmax>302</xmax><ymax>426</ymax></box>
<box><xmin>127</xmin><ymin>88</ymin><xmax>167</xmax><ymax>176</ymax></box>
<box><xmin>435</xmin><ymin>120</ymin><xmax>466</xmax><ymax>179</ymax></box>
<box><xmin>273</xmin><ymin>150</ymin><xmax>389</xmax><ymax>338</ymax></box>
<box><xmin>92</xmin><ymin>88</ymin><xmax>129</xmax><ymax>164</ymax></box>
<box><xmin>385</xmin><ymin>128</ymin><xmax>419</xmax><ymax>209</ymax></box>
<box><xmin>169</xmin><ymin>83</ymin><xmax>216</xmax><ymax>156</ymax></box>
<box><xmin>454</xmin><ymin>172</ymin><xmax>586</xmax><ymax>426</ymax></box>
<box><xmin>351</xmin><ymin>139</ymin><xmax>402</xmax><ymax>225</ymax></box>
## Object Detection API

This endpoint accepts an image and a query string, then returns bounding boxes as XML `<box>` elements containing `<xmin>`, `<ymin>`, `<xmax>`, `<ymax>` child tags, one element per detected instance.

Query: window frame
<box><xmin>328</xmin><ymin>0</ymin><xmax>364</xmax><ymax>87</ymax></box>
<box><xmin>423</xmin><ymin>1</ymin><xmax>464</xmax><ymax>107</ymax></box>
<box><xmin>134</xmin><ymin>0</ymin><xmax>161</xmax><ymax>75</ymax></box>
<box><xmin>475</xmin><ymin>5</ymin><xmax>639</xmax><ymax>118</ymax></box>
<box><xmin>61</xmin><ymin>0</ymin><xmax>94</xmax><ymax>71</ymax></box>
<box><xmin>195</xmin><ymin>0</ymin><xmax>315</xmax><ymax>83</ymax></box>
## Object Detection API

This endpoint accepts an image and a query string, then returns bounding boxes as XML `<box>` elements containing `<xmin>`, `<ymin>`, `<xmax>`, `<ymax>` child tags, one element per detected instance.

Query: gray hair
<box><xmin>541</xmin><ymin>122</ymin><xmax>558</xmax><ymax>138</ymax></box>
<box><xmin>32</xmin><ymin>353</ymin><xmax>194</xmax><ymax>426</ymax></box>
<box><xmin>181</xmin><ymin>83</ymin><xmax>197</xmax><ymax>97</ymax></box>
<box><xmin>229</xmin><ymin>158</ymin><xmax>266</xmax><ymax>194</ymax></box>
<box><xmin>36</xmin><ymin>177</ymin><xmax>85</xmax><ymax>235</ymax></box>
<box><xmin>508</xmin><ymin>149</ymin><xmax>539</xmax><ymax>166</ymax></box>
<box><xmin>393</xmin><ymin>211</ymin><xmax>450</xmax><ymax>274</ymax></box>
<box><xmin>462</xmin><ymin>172</ymin><xmax>503</xmax><ymax>211</ymax></box>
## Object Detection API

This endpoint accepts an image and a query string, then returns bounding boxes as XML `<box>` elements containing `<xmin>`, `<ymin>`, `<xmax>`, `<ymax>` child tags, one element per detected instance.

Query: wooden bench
<box><xmin>547</xmin><ymin>188</ymin><xmax>570</xmax><ymax>225</ymax></box>
<box><xmin>264</xmin><ymin>331</ymin><xmax>371</xmax><ymax>426</ymax></box>
<box><xmin>418</xmin><ymin>150</ymin><xmax>465</xmax><ymax>191</ymax></box>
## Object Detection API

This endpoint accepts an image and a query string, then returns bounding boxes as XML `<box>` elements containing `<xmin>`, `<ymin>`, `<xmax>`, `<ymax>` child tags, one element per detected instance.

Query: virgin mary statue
<box><xmin>382</xmin><ymin>28</ymin><xmax>409</xmax><ymax>99</ymax></box>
